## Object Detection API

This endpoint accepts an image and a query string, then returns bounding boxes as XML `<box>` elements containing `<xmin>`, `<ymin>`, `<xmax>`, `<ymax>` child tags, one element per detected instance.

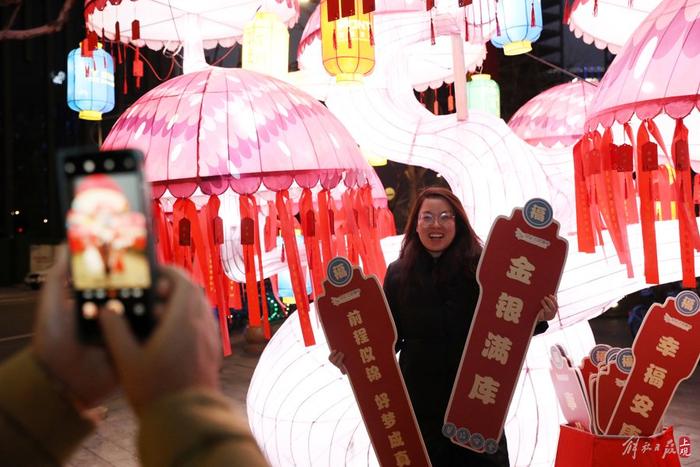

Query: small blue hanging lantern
<box><xmin>67</xmin><ymin>43</ymin><xmax>115</xmax><ymax>121</ymax></box>
<box><xmin>490</xmin><ymin>0</ymin><xmax>542</xmax><ymax>56</ymax></box>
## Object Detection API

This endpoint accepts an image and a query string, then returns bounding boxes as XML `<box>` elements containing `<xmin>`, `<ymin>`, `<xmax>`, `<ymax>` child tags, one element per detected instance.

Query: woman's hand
<box><xmin>537</xmin><ymin>294</ymin><xmax>558</xmax><ymax>322</ymax></box>
<box><xmin>328</xmin><ymin>349</ymin><xmax>347</xmax><ymax>375</ymax></box>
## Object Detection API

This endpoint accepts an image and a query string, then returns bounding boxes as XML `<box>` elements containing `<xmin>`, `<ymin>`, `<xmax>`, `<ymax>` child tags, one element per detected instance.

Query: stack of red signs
<box><xmin>551</xmin><ymin>291</ymin><xmax>700</xmax><ymax>439</ymax></box>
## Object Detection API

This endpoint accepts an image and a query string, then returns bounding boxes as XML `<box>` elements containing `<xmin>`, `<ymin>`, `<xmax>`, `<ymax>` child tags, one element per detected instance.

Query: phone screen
<box><xmin>67</xmin><ymin>172</ymin><xmax>151</xmax><ymax>292</ymax></box>
<box><xmin>60</xmin><ymin>149</ymin><xmax>155</xmax><ymax>341</ymax></box>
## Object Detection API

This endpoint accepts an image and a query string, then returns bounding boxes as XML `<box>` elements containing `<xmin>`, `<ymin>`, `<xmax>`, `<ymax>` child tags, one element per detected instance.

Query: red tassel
<box><xmin>333</xmin><ymin>27</ymin><xmax>338</xmax><ymax>49</ymax></box>
<box><xmin>369</xmin><ymin>24</ymin><xmax>374</xmax><ymax>45</ymax></box>
<box><xmin>464</xmin><ymin>11</ymin><xmax>469</xmax><ymax>41</ymax></box>
<box><xmin>347</xmin><ymin>26</ymin><xmax>352</xmax><ymax>48</ymax></box>
<box><xmin>122</xmin><ymin>45</ymin><xmax>128</xmax><ymax>94</ymax></box>
<box><xmin>593</xmin><ymin>0</ymin><xmax>598</xmax><ymax>16</ymax></box>
<box><xmin>131</xmin><ymin>19</ymin><xmax>141</xmax><ymax>40</ymax></box>
<box><xmin>430</xmin><ymin>16</ymin><xmax>436</xmax><ymax>45</ymax></box>
<box><xmin>88</xmin><ymin>30</ymin><xmax>98</xmax><ymax>50</ymax></box>
<box><xmin>562</xmin><ymin>0</ymin><xmax>571</xmax><ymax>24</ymax></box>
<box><xmin>530</xmin><ymin>1</ymin><xmax>536</xmax><ymax>26</ymax></box>
<box><xmin>114</xmin><ymin>21</ymin><xmax>120</xmax><ymax>42</ymax></box>
<box><xmin>495</xmin><ymin>10</ymin><xmax>501</xmax><ymax>35</ymax></box>
<box><xmin>433</xmin><ymin>88</ymin><xmax>439</xmax><ymax>114</ymax></box>
<box><xmin>448</xmin><ymin>84</ymin><xmax>454</xmax><ymax>112</ymax></box>
<box><xmin>133</xmin><ymin>47</ymin><xmax>144</xmax><ymax>89</ymax></box>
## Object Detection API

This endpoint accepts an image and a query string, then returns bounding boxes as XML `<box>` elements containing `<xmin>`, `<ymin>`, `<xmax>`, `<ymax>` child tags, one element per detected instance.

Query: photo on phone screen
<box><xmin>67</xmin><ymin>173</ymin><xmax>150</xmax><ymax>292</ymax></box>
<box><xmin>58</xmin><ymin>148</ymin><xmax>155</xmax><ymax>342</ymax></box>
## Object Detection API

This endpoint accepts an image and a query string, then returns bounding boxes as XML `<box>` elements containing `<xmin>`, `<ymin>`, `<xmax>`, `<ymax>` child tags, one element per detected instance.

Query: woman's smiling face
<box><xmin>416</xmin><ymin>197</ymin><xmax>456</xmax><ymax>255</ymax></box>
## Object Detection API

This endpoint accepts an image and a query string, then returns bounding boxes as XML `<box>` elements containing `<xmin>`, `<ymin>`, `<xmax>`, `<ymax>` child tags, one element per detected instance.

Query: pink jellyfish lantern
<box><xmin>574</xmin><ymin>0</ymin><xmax>700</xmax><ymax>289</ymax></box>
<box><xmin>508</xmin><ymin>80</ymin><xmax>597</xmax><ymax>148</ymax></box>
<box><xmin>566</xmin><ymin>0</ymin><xmax>662</xmax><ymax>53</ymax></box>
<box><xmin>102</xmin><ymin>67</ymin><xmax>395</xmax><ymax>354</ymax></box>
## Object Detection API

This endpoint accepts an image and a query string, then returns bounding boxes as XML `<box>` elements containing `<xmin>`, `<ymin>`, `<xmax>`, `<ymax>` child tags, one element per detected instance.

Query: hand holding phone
<box><xmin>32</xmin><ymin>247</ymin><xmax>118</xmax><ymax>408</ymax></box>
<box><xmin>57</xmin><ymin>148</ymin><xmax>157</xmax><ymax>343</ymax></box>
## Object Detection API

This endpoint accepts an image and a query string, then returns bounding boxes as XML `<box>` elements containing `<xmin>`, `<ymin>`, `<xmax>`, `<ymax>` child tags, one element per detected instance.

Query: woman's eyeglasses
<box><xmin>418</xmin><ymin>212</ymin><xmax>455</xmax><ymax>226</ymax></box>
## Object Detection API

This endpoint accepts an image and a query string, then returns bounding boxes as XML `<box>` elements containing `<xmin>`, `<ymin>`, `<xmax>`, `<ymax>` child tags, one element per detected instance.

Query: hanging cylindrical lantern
<box><xmin>467</xmin><ymin>73</ymin><xmax>501</xmax><ymax>118</ymax></box>
<box><xmin>321</xmin><ymin>0</ymin><xmax>375</xmax><ymax>84</ymax></box>
<box><xmin>242</xmin><ymin>12</ymin><xmax>290</xmax><ymax>79</ymax></box>
<box><xmin>67</xmin><ymin>43</ymin><xmax>115</xmax><ymax>121</ymax></box>
<box><xmin>490</xmin><ymin>0</ymin><xmax>542</xmax><ymax>56</ymax></box>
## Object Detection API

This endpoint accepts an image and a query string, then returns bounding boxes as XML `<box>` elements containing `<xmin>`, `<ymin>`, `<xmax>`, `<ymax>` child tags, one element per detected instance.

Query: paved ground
<box><xmin>1</xmin><ymin>289</ymin><xmax>698</xmax><ymax>466</ymax></box>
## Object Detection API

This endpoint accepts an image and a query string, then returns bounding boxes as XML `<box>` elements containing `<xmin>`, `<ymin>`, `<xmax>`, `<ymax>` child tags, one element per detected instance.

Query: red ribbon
<box><xmin>671</xmin><ymin>119</ymin><xmax>697</xmax><ymax>288</ymax></box>
<box><xmin>203</xmin><ymin>195</ymin><xmax>233</xmax><ymax>355</ymax></box>
<box><xmin>239</xmin><ymin>195</ymin><xmax>262</xmax><ymax>329</ymax></box>
<box><xmin>636</xmin><ymin>122</ymin><xmax>660</xmax><ymax>284</ymax></box>
<box><xmin>299</xmin><ymin>188</ymin><xmax>325</xmax><ymax>301</ymax></box>
<box><xmin>573</xmin><ymin>138</ymin><xmax>596</xmax><ymax>253</ymax></box>
<box><xmin>317</xmin><ymin>189</ymin><xmax>335</xmax><ymax>269</ymax></box>
<box><xmin>250</xmin><ymin>196</ymin><xmax>271</xmax><ymax>339</ymax></box>
<box><xmin>276</xmin><ymin>190</ymin><xmax>316</xmax><ymax>346</ymax></box>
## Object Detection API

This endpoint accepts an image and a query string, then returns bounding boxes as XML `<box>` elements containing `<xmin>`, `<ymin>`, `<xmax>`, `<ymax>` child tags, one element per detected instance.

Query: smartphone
<box><xmin>57</xmin><ymin>147</ymin><xmax>156</xmax><ymax>343</ymax></box>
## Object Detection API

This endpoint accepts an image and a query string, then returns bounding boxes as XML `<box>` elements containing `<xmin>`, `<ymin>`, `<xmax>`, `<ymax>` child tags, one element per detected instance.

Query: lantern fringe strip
<box><xmin>574</xmin><ymin>116</ymin><xmax>700</xmax><ymax>288</ymax></box>
<box><xmin>276</xmin><ymin>190</ymin><xmax>316</xmax><ymax>346</ymax></box>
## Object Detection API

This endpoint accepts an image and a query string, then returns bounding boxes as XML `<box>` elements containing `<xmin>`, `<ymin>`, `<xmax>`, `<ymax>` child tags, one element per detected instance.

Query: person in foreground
<box><xmin>0</xmin><ymin>248</ymin><xmax>269</xmax><ymax>467</ymax></box>
<box><xmin>330</xmin><ymin>187</ymin><xmax>558</xmax><ymax>467</ymax></box>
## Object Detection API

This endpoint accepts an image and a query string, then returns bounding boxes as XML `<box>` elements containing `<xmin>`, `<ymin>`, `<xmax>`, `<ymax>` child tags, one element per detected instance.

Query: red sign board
<box><xmin>549</xmin><ymin>345</ymin><xmax>592</xmax><ymax>432</ymax></box>
<box><xmin>606</xmin><ymin>291</ymin><xmax>700</xmax><ymax>436</ymax></box>
<box><xmin>317</xmin><ymin>257</ymin><xmax>431</xmax><ymax>467</ymax></box>
<box><xmin>595</xmin><ymin>349</ymin><xmax>632</xmax><ymax>434</ymax></box>
<box><xmin>444</xmin><ymin>199</ymin><xmax>568</xmax><ymax>453</ymax></box>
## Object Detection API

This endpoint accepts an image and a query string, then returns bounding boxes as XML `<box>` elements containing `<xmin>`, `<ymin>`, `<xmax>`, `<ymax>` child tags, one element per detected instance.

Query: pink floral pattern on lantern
<box><xmin>585</xmin><ymin>0</ymin><xmax>700</xmax><ymax>130</ymax></box>
<box><xmin>103</xmin><ymin>67</ymin><xmax>371</xmax><ymax>196</ymax></box>
<box><xmin>508</xmin><ymin>80</ymin><xmax>597</xmax><ymax>147</ymax></box>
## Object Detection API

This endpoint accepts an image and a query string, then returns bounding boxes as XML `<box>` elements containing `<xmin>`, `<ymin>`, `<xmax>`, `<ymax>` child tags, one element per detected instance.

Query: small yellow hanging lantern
<box><xmin>321</xmin><ymin>0</ymin><xmax>375</xmax><ymax>84</ymax></box>
<box><xmin>242</xmin><ymin>12</ymin><xmax>290</xmax><ymax>79</ymax></box>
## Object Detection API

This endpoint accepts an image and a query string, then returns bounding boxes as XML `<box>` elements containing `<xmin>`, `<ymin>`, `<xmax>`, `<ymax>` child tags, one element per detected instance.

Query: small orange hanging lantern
<box><xmin>321</xmin><ymin>0</ymin><xmax>375</xmax><ymax>84</ymax></box>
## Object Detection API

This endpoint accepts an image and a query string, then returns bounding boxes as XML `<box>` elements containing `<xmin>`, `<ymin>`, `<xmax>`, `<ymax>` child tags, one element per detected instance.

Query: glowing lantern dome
<box><xmin>566</xmin><ymin>0</ymin><xmax>662</xmax><ymax>53</ymax></box>
<box><xmin>102</xmin><ymin>67</ymin><xmax>395</xmax><ymax>351</ymax></box>
<box><xmin>84</xmin><ymin>0</ymin><xmax>300</xmax><ymax>74</ymax></box>
<box><xmin>467</xmin><ymin>73</ymin><xmax>501</xmax><ymax>118</ymax></box>
<box><xmin>490</xmin><ymin>0</ymin><xmax>543</xmax><ymax>55</ymax></box>
<box><xmin>508</xmin><ymin>79</ymin><xmax>597</xmax><ymax>148</ymax></box>
<box><xmin>67</xmin><ymin>44</ymin><xmax>115</xmax><ymax>121</ymax></box>
<box><xmin>321</xmin><ymin>0</ymin><xmax>375</xmax><ymax>83</ymax></box>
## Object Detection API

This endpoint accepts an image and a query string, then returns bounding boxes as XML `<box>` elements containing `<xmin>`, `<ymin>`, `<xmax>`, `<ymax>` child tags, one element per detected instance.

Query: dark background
<box><xmin>0</xmin><ymin>0</ymin><xmax>610</xmax><ymax>284</ymax></box>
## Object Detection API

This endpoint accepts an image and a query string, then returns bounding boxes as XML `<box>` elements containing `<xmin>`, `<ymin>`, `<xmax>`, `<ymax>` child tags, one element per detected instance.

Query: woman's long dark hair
<box><xmin>399</xmin><ymin>187</ymin><xmax>483</xmax><ymax>290</ymax></box>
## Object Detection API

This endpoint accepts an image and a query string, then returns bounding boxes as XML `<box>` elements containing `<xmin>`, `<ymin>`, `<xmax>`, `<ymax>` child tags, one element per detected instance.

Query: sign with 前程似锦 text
<box><xmin>317</xmin><ymin>257</ymin><xmax>431</xmax><ymax>467</ymax></box>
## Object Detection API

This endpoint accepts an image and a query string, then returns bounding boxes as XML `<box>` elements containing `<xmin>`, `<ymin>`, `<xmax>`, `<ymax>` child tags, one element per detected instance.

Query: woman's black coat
<box><xmin>383</xmin><ymin>251</ymin><xmax>548</xmax><ymax>467</ymax></box>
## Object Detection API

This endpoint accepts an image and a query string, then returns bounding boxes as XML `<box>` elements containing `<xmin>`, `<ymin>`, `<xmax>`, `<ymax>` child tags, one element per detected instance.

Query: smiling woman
<box><xmin>416</xmin><ymin>198</ymin><xmax>457</xmax><ymax>256</ymax></box>
<box><xmin>378</xmin><ymin>186</ymin><xmax>556</xmax><ymax>466</ymax></box>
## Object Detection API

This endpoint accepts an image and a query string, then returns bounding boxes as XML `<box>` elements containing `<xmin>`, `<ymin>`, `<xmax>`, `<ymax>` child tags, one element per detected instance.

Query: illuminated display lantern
<box><xmin>467</xmin><ymin>73</ymin><xmax>501</xmax><ymax>118</ymax></box>
<box><xmin>321</xmin><ymin>0</ymin><xmax>375</xmax><ymax>84</ymax></box>
<box><xmin>490</xmin><ymin>0</ymin><xmax>542</xmax><ymax>56</ymax></box>
<box><xmin>242</xmin><ymin>12</ymin><xmax>290</xmax><ymax>79</ymax></box>
<box><xmin>67</xmin><ymin>44</ymin><xmax>115</xmax><ymax>121</ymax></box>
